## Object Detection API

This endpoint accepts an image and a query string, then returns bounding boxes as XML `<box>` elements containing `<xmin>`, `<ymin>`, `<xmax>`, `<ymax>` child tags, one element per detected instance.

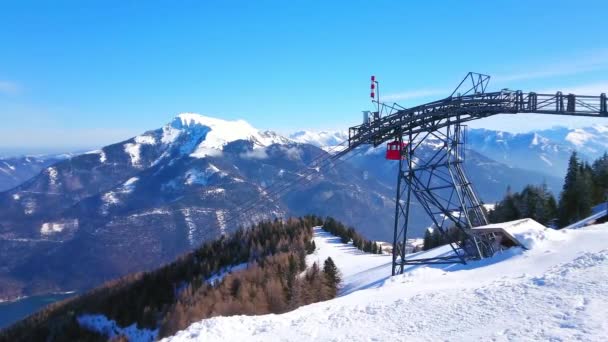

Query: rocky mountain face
<box><xmin>0</xmin><ymin>114</ymin><xmax>395</xmax><ymax>300</ymax></box>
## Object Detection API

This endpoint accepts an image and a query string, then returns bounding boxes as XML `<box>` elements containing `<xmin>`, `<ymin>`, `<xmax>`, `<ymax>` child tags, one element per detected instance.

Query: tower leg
<box><xmin>391</xmin><ymin>122</ymin><xmax>489</xmax><ymax>274</ymax></box>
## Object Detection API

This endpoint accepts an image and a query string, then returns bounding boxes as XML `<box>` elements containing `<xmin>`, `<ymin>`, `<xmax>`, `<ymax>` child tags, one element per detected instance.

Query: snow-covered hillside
<box><xmin>166</xmin><ymin>223</ymin><xmax>608</xmax><ymax>341</ymax></box>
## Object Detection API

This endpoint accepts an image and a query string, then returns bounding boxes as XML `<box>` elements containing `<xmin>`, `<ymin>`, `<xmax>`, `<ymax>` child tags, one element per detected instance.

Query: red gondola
<box><xmin>386</xmin><ymin>141</ymin><xmax>406</xmax><ymax>160</ymax></box>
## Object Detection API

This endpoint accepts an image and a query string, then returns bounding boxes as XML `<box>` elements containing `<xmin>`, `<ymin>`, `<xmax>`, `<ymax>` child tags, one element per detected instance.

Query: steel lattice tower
<box><xmin>335</xmin><ymin>72</ymin><xmax>608</xmax><ymax>275</ymax></box>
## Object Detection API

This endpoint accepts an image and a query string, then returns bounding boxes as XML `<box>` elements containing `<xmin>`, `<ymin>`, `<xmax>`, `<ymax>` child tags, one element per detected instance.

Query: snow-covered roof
<box><xmin>472</xmin><ymin>218</ymin><xmax>556</xmax><ymax>249</ymax></box>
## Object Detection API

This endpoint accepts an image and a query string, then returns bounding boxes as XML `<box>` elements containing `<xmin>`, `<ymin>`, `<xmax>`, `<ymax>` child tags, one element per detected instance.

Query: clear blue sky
<box><xmin>1</xmin><ymin>1</ymin><xmax>607</xmax><ymax>155</ymax></box>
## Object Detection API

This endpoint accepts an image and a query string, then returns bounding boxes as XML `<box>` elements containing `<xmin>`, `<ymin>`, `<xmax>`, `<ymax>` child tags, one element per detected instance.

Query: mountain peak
<box><xmin>172</xmin><ymin>113</ymin><xmax>251</xmax><ymax>131</ymax></box>
<box><xmin>164</xmin><ymin>113</ymin><xmax>290</xmax><ymax>158</ymax></box>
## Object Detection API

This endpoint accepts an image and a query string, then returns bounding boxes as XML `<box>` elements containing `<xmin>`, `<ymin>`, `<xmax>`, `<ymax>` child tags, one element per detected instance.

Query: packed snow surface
<box><xmin>166</xmin><ymin>223</ymin><xmax>608</xmax><ymax>342</ymax></box>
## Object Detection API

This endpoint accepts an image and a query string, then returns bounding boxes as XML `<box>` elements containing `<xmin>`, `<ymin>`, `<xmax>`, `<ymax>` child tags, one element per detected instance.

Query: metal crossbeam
<box><xmin>337</xmin><ymin>89</ymin><xmax>608</xmax><ymax>159</ymax></box>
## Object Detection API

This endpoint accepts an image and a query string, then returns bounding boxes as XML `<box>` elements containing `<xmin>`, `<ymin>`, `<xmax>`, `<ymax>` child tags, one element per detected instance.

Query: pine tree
<box><xmin>423</xmin><ymin>229</ymin><xmax>431</xmax><ymax>250</ymax></box>
<box><xmin>559</xmin><ymin>152</ymin><xmax>579</xmax><ymax>226</ymax></box>
<box><xmin>323</xmin><ymin>257</ymin><xmax>341</xmax><ymax>296</ymax></box>
<box><xmin>578</xmin><ymin>163</ymin><xmax>594</xmax><ymax>219</ymax></box>
<box><xmin>544</xmin><ymin>194</ymin><xmax>558</xmax><ymax>226</ymax></box>
<box><xmin>559</xmin><ymin>152</ymin><xmax>593</xmax><ymax>227</ymax></box>
<box><xmin>591</xmin><ymin>152</ymin><xmax>608</xmax><ymax>203</ymax></box>
<box><xmin>432</xmin><ymin>229</ymin><xmax>443</xmax><ymax>247</ymax></box>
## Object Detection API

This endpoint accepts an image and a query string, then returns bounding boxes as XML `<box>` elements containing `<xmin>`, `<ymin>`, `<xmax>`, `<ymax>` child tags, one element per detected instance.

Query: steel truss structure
<box><xmin>390</xmin><ymin>122</ymin><xmax>489</xmax><ymax>275</ymax></box>
<box><xmin>336</xmin><ymin>72</ymin><xmax>608</xmax><ymax>275</ymax></box>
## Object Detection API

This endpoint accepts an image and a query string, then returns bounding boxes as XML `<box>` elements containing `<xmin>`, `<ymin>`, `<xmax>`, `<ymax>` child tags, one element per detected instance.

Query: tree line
<box><xmin>489</xmin><ymin>151</ymin><xmax>608</xmax><ymax>228</ymax></box>
<box><xmin>422</xmin><ymin>226</ymin><xmax>466</xmax><ymax>251</ymax></box>
<box><xmin>322</xmin><ymin>216</ymin><xmax>383</xmax><ymax>254</ymax></box>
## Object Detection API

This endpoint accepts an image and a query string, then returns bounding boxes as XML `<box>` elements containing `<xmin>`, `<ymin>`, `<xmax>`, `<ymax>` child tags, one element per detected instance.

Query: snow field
<box><xmin>166</xmin><ymin>222</ymin><xmax>608</xmax><ymax>342</ymax></box>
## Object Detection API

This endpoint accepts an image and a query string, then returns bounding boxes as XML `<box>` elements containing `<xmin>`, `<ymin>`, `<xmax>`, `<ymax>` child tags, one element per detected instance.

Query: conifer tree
<box><xmin>559</xmin><ymin>152</ymin><xmax>593</xmax><ymax>226</ymax></box>
<box><xmin>323</xmin><ymin>257</ymin><xmax>341</xmax><ymax>296</ymax></box>
<box><xmin>423</xmin><ymin>229</ymin><xmax>433</xmax><ymax>250</ymax></box>
<box><xmin>591</xmin><ymin>152</ymin><xmax>608</xmax><ymax>203</ymax></box>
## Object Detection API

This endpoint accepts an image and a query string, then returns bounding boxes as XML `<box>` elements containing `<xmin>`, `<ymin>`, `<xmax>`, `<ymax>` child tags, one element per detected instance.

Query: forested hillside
<box><xmin>0</xmin><ymin>216</ymin><xmax>355</xmax><ymax>341</ymax></box>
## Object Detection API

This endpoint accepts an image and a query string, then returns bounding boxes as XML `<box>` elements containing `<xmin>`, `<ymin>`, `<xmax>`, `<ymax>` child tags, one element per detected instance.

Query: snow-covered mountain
<box><xmin>289</xmin><ymin>126</ymin><xmax>608</xmax><ymax>179</ymax></box>
<box><xmin>289</xmin><ymin>130</ymin><xmax>347</xmax><ymax>151</ymax></box>
<box><xmin>166</xmin><ymin>222</ymin><xmax>608</xmax><ymax>341</ymax></box>
<box><xmin>467</xmin><ymin>125</ymin><xmax>608</xmax><ymax>178</ymax></box>
<box><xmin>0</xmin><ymin>114</ymin><xmax>396</xmax><ymax>300</ymax></box>
<box><xmin>538</xmin><ymin>124</ymin><xmax>608</xmax><ymax>159</ymax></box>
<box><xmin>466</xmin><ymin>128</ymin><xmax>578</xmax><ymax>178</ymax></box>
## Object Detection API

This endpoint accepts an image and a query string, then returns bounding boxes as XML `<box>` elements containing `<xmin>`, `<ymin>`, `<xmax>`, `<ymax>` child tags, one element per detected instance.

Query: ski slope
<box><xmin>306</xmin><ymin>227</ymin><xmax>393</xmax><ymax>295</ymax></box>
<box><xmin>165</xmin><ymin>223</ymin><xmax>608</xmax><ymax>341</ymax></box>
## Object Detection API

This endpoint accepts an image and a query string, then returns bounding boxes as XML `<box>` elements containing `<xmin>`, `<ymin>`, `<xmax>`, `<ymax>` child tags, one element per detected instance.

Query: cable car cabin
<box><xmin>386</xmin><ymin>141</ymin><xmax>407</xmax><ymax>160</ymax></box>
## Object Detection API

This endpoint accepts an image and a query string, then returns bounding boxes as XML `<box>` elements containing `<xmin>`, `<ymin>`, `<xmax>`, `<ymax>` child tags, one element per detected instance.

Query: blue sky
<box><xmin>1</xmin><ymin>1</ymin><xmax>607</xmax><ymax>155</ymax></box>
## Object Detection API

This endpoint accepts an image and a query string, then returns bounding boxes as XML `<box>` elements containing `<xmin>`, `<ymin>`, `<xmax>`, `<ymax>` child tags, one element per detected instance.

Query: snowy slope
<box><xmin>306</xmin><ymin>227</ymin><xmax>392</xmax><ymax>295</ymax></box>
<box><xmin>166</xmin><ymin>223</ymin><xmax>608</xmax><ymax>341</ymax></box>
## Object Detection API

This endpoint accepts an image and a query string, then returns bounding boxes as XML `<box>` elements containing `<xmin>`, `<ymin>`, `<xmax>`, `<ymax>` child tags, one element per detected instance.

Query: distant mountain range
<box><xmin>289</xmin><ymin>131</ymin><xmax>348</xmax><ymax>151</ymax></box>
<box><xmin>293</xmin><ymin>125</ymin><xmax>608</xmax><ymax>178</ymax></box>
<box><xmin>2</xmin><ymin>116</ymin><xmax>607</xmax><ymax>300</ymax></box>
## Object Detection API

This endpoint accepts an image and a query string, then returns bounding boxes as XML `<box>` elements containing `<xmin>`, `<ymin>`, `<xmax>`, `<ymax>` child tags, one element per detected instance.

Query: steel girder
<box><xmin>341</xmin><ymin>90</ymin><xmax>608</xmax><ymax>159</ymax></box>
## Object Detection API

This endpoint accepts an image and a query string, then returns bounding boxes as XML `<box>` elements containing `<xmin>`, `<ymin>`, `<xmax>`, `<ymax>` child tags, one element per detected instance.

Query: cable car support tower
<box><xmin>334</xmin><ymin>72</ymin><xmax>608</xmax><ymax>275</ymax></box>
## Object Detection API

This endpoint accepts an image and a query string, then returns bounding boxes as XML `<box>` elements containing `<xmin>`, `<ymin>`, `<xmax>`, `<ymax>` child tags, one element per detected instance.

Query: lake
<box><xmin>0</xmin><ymin>292</ymin><xmax>76</xmax><ymax>329</ymax></box>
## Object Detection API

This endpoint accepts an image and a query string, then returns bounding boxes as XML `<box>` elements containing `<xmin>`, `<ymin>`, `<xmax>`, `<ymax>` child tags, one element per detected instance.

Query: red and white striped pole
<box><xmin>371</xmin><ymin>75</ymin><xmax>376</xmax><ymax>100</ymax></box>
<box><xmin>371</xmin><ymin>75</ymin><xmax>380</xmax><ymax>116</ymax></box>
